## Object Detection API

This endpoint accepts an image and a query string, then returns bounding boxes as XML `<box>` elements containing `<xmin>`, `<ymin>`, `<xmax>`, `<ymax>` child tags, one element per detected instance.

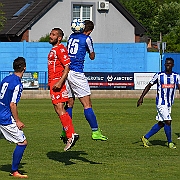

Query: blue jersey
<box><xmin>150</xmin><ymin>71</ymin><xmax>180</xmax><ymax>107</ymax></box>
<box><xmin>67</xmin><ymin>33</ymin><xmax>94</xmax><ymax>72</ymax></box>
<box><xmin>0</xmin><ymin>74</ymin><xmax>23</xmax><ymax>125</ymax></box>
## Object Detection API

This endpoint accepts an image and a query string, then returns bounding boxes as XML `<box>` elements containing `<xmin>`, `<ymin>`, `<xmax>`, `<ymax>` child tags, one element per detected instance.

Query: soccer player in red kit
<box><xmin>48</xmin><ymin>28</ymin><xmax>79</xmax><ymax>151</ymax></box>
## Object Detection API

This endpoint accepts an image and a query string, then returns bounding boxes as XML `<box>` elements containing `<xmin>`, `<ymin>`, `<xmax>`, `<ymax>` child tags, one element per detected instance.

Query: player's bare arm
<box><xmin>52</xmin><ymin>65</ymin><xmax>70</xmax><ymax>90</ymax></box>
<box><xmin>10</xmin><ymin>102</ymin><xmax>25</xmax><ymax>129</ymax></box>
<box><xmin>89</xmin><ymin>52</ymin><xmax>95</xmax><ymax>60</ymax></box>
<box><xmin>137</xmin><ymin>83</ymin><xmax>152</xmax><ymax>107</ymax></box>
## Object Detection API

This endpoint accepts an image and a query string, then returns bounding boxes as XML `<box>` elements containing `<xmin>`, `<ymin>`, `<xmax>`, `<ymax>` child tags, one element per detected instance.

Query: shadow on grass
<box><xmin>133</xmin><ymin>139</ymin><xmax>168</xmax><ymax>147</ymax></box>
<box><xmin>149</xmin><ymin>140</ymin><xmax>167</xmax><ymax>146</ymax></box>
<box><xmin>0</xmin><ymin>163</ymin><xmax>27</xmax><ymax>173</ymax></box>
<box><xmin>47</xmin><ymin>151</ymin><xmax>102</xmax><ymax>165</ymax></box>
<box><xmin>175</xmin><ymin>132</ymin><xmax>180</xmax><ymax>138</ymax></box>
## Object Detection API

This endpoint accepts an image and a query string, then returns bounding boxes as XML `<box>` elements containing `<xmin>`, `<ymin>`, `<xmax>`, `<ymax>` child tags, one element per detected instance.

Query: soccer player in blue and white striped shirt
<box><xmin>137</xmin><ymin>57</ymin><xmax>180</xmax><ymax>149</ymax></box>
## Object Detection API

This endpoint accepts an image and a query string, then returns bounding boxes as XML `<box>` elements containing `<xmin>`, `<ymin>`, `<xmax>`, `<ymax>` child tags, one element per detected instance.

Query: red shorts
<box><xmin>49</xmin><ymin>80</ymin><xmax>69</xmax><ymax>104</ymax></box>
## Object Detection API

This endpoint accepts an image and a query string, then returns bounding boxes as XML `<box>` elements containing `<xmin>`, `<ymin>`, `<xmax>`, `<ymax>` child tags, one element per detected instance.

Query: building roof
<box><xmin>0</xmin><ymin>0</ymin><xmax>58</xmax><ymax>36</ymax></box>
<box><xmin>0</xmin><ymin>0</ymin><xmax>146</xmax><ymax>38</ymax></box>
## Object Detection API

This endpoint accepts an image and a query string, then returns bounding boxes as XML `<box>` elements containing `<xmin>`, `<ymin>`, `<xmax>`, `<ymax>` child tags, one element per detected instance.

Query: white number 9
<box><xmin>0</xmin><ymin>82</ymin><xmax>9</xmax><ymax>99</ymax></box>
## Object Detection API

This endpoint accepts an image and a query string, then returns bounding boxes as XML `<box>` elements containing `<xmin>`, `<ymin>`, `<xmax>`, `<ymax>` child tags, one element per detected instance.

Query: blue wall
<box><xmin>0</xmin><ymin>41</ymin><xmax>161</xmax><ymax>73</ymax></box>
<box><xmin>162</xmin><ymin>53</ymin><xmax>180</xmax><ymax>73</ymax></box>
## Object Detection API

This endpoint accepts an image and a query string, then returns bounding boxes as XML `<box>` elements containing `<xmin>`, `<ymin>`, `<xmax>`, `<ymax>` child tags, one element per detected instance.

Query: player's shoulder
<box><xmin>172</xmin><ymin>71</ymin><xmax>179</xmax><ymax>75</ymax></box>
<box><xmin>56</xmin><ymin>43</ymin><xmax>68</xmax><ymax>52</ymax></box>
<box><xmin>2</xmin><ymin>74</ymin><xmax>21</xmax><ymax>87</ymax></box>
<box><xmin>3</xmin><ymin>73</ymin><xmax>15</xmax><ymax>81</ymax></box>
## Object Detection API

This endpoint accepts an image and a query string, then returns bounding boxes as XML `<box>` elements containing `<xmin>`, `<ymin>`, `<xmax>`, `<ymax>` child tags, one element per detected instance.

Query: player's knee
<box><xmin>164</xmin><ymin>120</ymin><xmax>171</xmax><ymax>126</ymax></box>
<box><xmin>158</xmin><ymin>121</ymin><xmax>165</xmax><ymax>127</ymax></box>
<box><xmin>18</xmin><ymin>140</ymin><xmax>28</xmax><ymax>146</ymax></box>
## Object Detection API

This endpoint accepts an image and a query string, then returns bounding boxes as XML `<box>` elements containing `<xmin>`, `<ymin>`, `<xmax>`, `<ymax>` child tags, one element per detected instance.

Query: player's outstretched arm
<box><xmin>137</xmin><ymin>83</ymin><xmax>152</xmax><ymax>107</ymax></box>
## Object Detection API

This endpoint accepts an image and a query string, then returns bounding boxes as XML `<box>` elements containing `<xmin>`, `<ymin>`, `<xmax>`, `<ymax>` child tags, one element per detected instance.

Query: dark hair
<box><xmin>13</xmin><ymin>57</ymin><xmax>26</xmax><ymax>72</ymax></box>
<box><xmin>166</xmin><ymin>57</ymin><xmax>174</xmax><ymax>64</ymax></box>
<box><xmin>52</xmin><ymin>28</ymin><xmax>64</xmax><ymax>38</ymax></box>
<box><xmin>84</xmin><ymin>20</ymin><xmax>94</xmax><ymax>32</ymax></box>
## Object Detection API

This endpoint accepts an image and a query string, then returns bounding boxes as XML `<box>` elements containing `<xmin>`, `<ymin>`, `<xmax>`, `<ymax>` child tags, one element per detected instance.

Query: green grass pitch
<box><xmin>0</xmin><ymin>98</ymin><xmax>180</xmax><ymax>180</ymax></box>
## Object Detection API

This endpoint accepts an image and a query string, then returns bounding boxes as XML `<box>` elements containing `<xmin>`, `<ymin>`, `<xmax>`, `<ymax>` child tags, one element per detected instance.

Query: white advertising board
<box><xmin>134</xmin><ymin>73</ymin><xmax>157</xmax><ymax>90</ymax></box>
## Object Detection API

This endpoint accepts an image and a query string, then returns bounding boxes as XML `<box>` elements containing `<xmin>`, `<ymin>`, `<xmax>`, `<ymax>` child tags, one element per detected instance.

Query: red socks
<box><xmin>60</xmin><ymin>112</ymin><xmax>75</xmax><ymax>138</ymax></box>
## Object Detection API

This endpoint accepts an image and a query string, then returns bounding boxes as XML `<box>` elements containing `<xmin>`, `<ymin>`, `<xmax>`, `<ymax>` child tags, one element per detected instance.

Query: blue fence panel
<box><xmin>2</xmin><ymin>41</ymin><xmax>180</xmax><ymax>75</ymax></box>
<box><xmin>147</xmin><ymin>52</ymin><xmax>160</xmax><ymax>72</ymax></box>
<box><xmin>84</xmin><ymin>43</ymin><xmax>149</xmax><ymax>72</ymax></box>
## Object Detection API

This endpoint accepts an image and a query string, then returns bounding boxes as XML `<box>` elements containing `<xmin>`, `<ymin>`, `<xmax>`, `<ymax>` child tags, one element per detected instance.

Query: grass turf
<box><xmin>0</xmin><ymin>98</ymin><xmax>180</xmax><ymax>180</ymax></box>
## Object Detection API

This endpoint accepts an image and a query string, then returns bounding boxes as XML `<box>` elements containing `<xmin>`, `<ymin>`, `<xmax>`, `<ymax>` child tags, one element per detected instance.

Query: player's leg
<box><xmin>141</xmin><ymin>105</ymin><xmax>167</xmax><ymax>147</ymax></box>
<box><xmin>141</xmin><ymin>121</ymin><xmax>164</xmax><ymax>147</ymax></box>
<box><xmin>11</xmin><ymin>141</ymin><xmax>28</xmax><ymax>178</ymax></box>
<box><xmin>79</xmin><ymin>96</ymin><xmax>108</xmax><ymax>141</ymax></box>
<box><xmin>50</xmin><ymin>83</ymin><xmax>79</xmax><ymax>151</ymax></box>
<box><xmin>145</xmin><ymin>121</ymin><xmax>164</xmax><ymax>139</ymax></box>
<box><xmin>164</xmin><ymin>120</ymin><xmax>176</xmax><ymax>149</ymax></box>
<box><xmin>68</xmin><ymin>70</ymin><xmax>107</xmax><ymax>140</ymax></box>
<box><xmin>0</xmin><ymin>122</ymin><xmax>28</xmax><ymax>178</ymax></box>
<box><xmin>61</xmin><ymin>80</ymin><xmax>76</xmax><ymax>143</ymax></box>
<box><xmin>65</xmin><ymin>97</ymin><xmax>75</xmax><ymax>119</ymax></box>
<box><xmin>65</xmin><ymin>79</ymin><xmax>75</xmax><ymax>119</ymax></box>
<box><xmin>159</xmin><ymin>106</ymin><xmax>176</xmax><ymax>148</ymax></box>
<box><xmin>53</xmin><ymin>102</ymin><xmax>79</xmax><ymax>151</ymax></box>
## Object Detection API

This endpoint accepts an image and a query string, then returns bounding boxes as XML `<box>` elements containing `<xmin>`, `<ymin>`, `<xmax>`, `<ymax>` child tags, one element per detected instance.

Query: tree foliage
<box><xmin>0</xmin><ymin>3</ymin><xmax>6</xmax><ymax>31</ymax></box>
<box><xmin>163</xmin><ymin>20</ymin><xmax>180</xmax><ymax>52</ymax></box>
<box><xmin>120</xmin><ymin>0</ymin><xmax>180</xmax><ymax>52</ymax></box>
<box><xmin>120</xmin><ymin>0</ymin><xmax>158</xmax><ymax>38</ymax></box>
<box><xmin>38</xmin><ymin>33</ymin><xmax>67</xmax><ymax>42</ymax></box>
<box><xmin>151</xmin><ymin>2</ymin><xmax>180</xmax><ymax>41</ymax></box>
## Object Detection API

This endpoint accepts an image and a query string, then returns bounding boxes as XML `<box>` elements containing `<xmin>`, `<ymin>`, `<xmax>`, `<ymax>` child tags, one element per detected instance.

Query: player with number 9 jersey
<box><xmin>0</xmin><ymin>74</ymin><xmax>23</xmax><ymax>125</ymax></box>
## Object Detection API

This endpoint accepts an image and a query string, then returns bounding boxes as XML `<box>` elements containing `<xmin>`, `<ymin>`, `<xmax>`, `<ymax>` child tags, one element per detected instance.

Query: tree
<box><xmin>151</xmin><ymin>2</ymin><xmax>180</xmax><ymax>42</ymax></box>
<box><xmin>0</xmin><ymin>3</ymin><xmax>6</xmax><ymax>31</ymax></box>
<box><xmin>120</xmin><ymin>0</ymin><xmax>180</xmax><ymax>52</ymax></box>
<box><xmin>38</xmin><ymin>33</ymin><xmax>67</xmax><ymax>42</ymax></box>
<box><xmin>120</xmin><ymin>0</ymin><xmax>158</xmax><ymax>38</ymax></box>
<box><xmin>163</xmin><ymin>20</ymin><xmax>180</xmax><ymax>52</ymax></box>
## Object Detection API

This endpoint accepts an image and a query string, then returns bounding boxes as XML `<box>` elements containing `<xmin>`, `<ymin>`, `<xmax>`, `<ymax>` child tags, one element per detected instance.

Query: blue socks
<box><xmin>84</xmin><ymin>108</ymin><xmax>98</xmax><ymax>131</ymax></box>
<box><xmin>12</xmin><ymin>144</ymin><xmax>27</xmax><ymax>172</ymax></box>
<box><xmin>66</xmin><ymin>107</ymin><xmax>73</xmax><ymax>119</ymax></box>
<box><xmin>164</xmin><ymin>124</ymin><xmax>172</xmax><ymax>143</ymax></box>
<box><xmin>145</xmin><ymin>123</ymin><xmax>162</xmax><ymax>139</ymax></box>
<box><xmin>145</xmin><ymin>123</ymin><xmax>172</xmax><ymax>143</ymax></box>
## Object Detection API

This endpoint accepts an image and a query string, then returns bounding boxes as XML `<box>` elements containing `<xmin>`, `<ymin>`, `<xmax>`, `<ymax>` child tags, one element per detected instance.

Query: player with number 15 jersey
<box><xmin>67</xmin><ymin>32</ymin><xmax>94</xmax><ymax>73</ymax></box>
<box><xmin>65</xmin><ymin>20</ymin><xmax>108</xmax><ymax>141</ymax></box>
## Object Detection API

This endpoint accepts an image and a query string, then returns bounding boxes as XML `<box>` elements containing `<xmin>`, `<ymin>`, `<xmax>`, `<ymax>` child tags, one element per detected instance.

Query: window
<box><xmin>72</xmin><ymin>2</ymin><xmax>95</xmax><ymax>22</ymax></box>
<box><xmin>12</xmin><ymin>1</ymin><xmax>34</xmax><ymax>19</ymax></box>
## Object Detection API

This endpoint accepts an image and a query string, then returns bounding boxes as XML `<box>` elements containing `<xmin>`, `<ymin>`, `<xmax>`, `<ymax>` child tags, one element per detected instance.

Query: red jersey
<box><xmin>48</xmin><ymin>43</ymin><xmax>70</xmax><ymax>85</ymax></box>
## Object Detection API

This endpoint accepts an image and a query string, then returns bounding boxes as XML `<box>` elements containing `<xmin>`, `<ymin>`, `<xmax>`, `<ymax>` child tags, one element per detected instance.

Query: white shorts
<box><xmin>156</xmin><ymin>105</ymin><xmax>172</xmax><ymax>121</ymax></box>
<box><xmin>67</xmin><ymin>70</ymin><xmax>91</xmax><ymax>98</ymax></box>
<box><xmin>0</xmin><ymin>117</ymin><xmax>26</xmax><ymax>143</ymax></box>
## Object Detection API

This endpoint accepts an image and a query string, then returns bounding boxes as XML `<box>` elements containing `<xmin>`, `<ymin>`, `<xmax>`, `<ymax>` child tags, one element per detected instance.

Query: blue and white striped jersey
<box><xmin>0</xmin><ymin>74</ymin><xmax>23</xmax><ymax>125</ymax></box>
<box><xmin>150</xmin><ymin>71</ymin><xmax>180</xmax><ymax>107</ymax></box>
<box><xmin>67</xmin><ymin>33</ymin><xmax>94</xmax><ymax>73</ymax></box>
